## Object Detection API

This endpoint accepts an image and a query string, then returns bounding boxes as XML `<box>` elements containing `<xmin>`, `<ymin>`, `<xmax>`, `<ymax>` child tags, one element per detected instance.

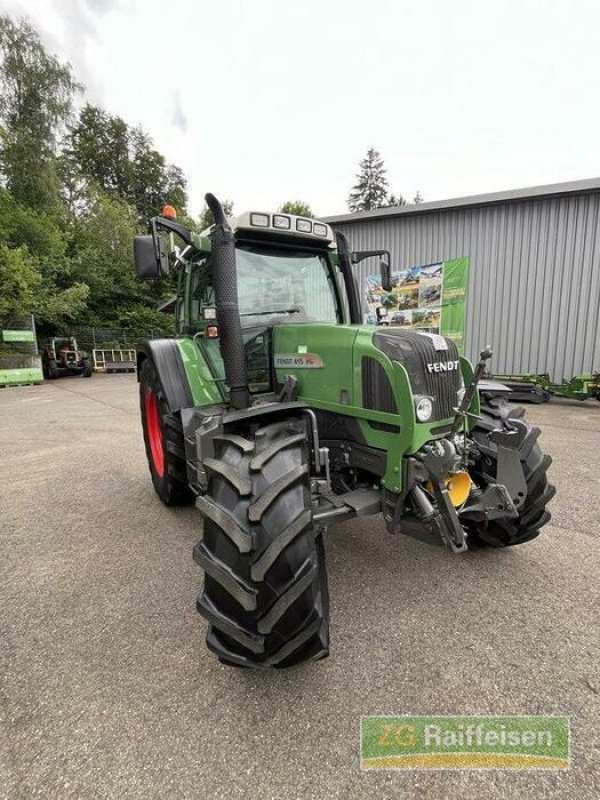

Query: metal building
<box><xmin>323</xmin><ymin>178</ymin><xmax>600</xmax><ymax>380</ymax></box>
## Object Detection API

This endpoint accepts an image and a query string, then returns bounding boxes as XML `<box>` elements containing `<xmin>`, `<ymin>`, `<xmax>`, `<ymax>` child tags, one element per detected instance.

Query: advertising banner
<box><xmin>365</xmin><ymin>257</ymin><xmax>470</xmax><ymax>353</ymax></box>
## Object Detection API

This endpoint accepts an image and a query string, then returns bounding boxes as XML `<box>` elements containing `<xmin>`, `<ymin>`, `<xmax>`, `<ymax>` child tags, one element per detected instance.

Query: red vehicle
<box><xmin>41</xmin><ymin>336</ymin><xmax>92</xmax><ymax>379</ymax></box>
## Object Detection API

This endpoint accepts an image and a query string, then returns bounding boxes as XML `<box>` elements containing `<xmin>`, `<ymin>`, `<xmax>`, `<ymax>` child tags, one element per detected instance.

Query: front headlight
<box><xmin>415</xmin><ymin>396</ymin><xmax>434</xmax><ymax>422</ymax></box>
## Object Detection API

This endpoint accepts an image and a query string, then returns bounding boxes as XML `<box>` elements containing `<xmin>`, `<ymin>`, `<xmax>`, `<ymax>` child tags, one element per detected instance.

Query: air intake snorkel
<box><xmin>205</xmin><ymin>192</ymin><xmax>250</xmax><ymax>410</ymax></box>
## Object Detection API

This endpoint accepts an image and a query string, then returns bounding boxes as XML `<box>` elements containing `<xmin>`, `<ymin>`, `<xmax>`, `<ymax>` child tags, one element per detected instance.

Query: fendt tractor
<box><xmin>134</xmin><ymin>195</ymin><xmax>555</xmax><ymax>670</ymax></box>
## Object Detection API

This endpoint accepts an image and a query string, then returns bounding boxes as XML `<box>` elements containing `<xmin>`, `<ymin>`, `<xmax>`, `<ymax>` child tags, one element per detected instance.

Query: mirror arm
<box><xmin>149</xmin><ymin>216</ymin><xmax>193</xmax><ymax>247</ymax></box>
<box><xmin>351</xmin><ymin>249</ymin><xmax>392</xmax><ymax>292</ymax></box>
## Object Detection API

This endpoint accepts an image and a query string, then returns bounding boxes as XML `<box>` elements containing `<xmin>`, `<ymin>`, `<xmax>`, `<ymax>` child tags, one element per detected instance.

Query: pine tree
<box><xmin>348</xmin><ymin>148</ymin><xmax>389</xmax><ymax>212</ymax></box>
<box><xmin>387</xmin><ymin>193</ymin><xmax>407</xmax><ymax>207</ymax></box>
<box><xmin>413</xmin><ymin>190</ymin><xmax>424</xmax><ymax>204</ymax></box>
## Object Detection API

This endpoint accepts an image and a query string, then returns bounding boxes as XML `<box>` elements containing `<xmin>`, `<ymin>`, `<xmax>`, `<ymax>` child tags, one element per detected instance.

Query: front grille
<box><xmin>362</xmin><ymin>356</ymin><xmax>398</xmax><ymax>414</ymax></box>
<box><xmin>373</xmin><ymin>330</ymin><xmax>461</xmax><ymax>421</ymax></box>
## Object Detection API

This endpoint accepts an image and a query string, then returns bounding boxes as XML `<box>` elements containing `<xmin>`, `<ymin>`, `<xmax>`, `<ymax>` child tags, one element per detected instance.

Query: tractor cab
<box><xmin>52</xmin><ymin>336</ymin><xmax>79</xmax><ymax>363</ymax></box>
<box><xmin>134</xmin><ymin>201</ymin><xmax>390</xmax><ymax>402</ymax></box>
<box><xmin>186</xmin><ymin>211</ymin><xmax>346</xmax><ymax>395</ymax></box>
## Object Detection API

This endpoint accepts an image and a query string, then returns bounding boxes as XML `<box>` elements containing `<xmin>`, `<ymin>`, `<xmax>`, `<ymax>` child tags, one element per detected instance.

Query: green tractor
<box><xmin>134</xmin><ymin>195</ymin><xmax>555</xmax><ymax>670</ymax></box>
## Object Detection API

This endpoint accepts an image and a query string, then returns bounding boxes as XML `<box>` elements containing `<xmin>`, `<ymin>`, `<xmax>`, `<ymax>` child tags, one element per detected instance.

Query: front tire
<box><xmin>47</xmin><ymin>359</ymin><xmax>59</xmax><ymax>379</ymax></box>
<box><xmin>467</xmin><ymin>398</ymin><xmax>555</xmax><ymax>547</ymax></box>
<box><xmin>139</xmin><ymin>359</ymin><xmax>194</xmax><ymax>506</ymax></box>
<box><xmin>195</xmin><ymin>417</ymin><xmax>329</xmax><ymax>669</ymax></box>
<box><xmin>82</xmin><ymin>358</ymin><xmax>93</xmax><ymax>377</ymax></box>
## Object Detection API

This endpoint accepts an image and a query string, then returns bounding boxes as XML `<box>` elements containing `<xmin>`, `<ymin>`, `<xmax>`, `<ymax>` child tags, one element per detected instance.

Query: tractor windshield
<box><xmin>235</xmin><ymin>244</ymin><xmax>339</xmax><ymax>327</ymax></box>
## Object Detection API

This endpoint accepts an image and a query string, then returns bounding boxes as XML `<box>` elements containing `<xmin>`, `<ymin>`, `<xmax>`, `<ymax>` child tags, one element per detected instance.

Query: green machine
<box><xmin>489</xmin><ymin>372</ymin><xmax>600</xmax><ymax>403</ymax></box>
<box><xmin>134</xmin><ymin>195</ymin><xmax>555</xmax><ymax>670</ymax></box>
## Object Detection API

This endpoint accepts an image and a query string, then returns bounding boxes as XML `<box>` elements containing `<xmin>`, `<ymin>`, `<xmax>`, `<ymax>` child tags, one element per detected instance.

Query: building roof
<box><xmin>321</xmin><ymin>176</ymin><xmax>600</xmax><ymax>225</ymax></box>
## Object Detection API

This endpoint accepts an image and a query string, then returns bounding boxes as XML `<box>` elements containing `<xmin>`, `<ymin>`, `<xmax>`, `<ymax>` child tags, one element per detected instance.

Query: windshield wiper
<box><xmin>240</xmin><ymin>307</ymin><xmax>300</xmax><ymax>316</ymax></box>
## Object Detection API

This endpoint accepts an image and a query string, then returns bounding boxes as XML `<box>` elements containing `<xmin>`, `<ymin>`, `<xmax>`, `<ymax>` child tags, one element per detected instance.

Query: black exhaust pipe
<box><xmin>205</xmin><ymin>193</ymin><xmax>249</xmax><ymax>410</ymax></box>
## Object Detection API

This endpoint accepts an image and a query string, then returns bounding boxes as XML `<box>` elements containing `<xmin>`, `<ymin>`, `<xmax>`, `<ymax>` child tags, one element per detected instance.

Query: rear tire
<box><xmin>195</xmin><ymin>417</ymin><xmax>329</xmax><ymax>669</ymax></box>
<box><xmin>139</xmin><ymin>359</ymin><xmax>194</xmax><ymax>506</ymax></box>
<box><xmin>467</xmin><ymin>398</ymin><xmax>555</xmax><ymax>547</ymax></box>
<box><xmin>82</xmin><ymin>358</ymin><xmax>93</xmax><ymax>377</ymax></box>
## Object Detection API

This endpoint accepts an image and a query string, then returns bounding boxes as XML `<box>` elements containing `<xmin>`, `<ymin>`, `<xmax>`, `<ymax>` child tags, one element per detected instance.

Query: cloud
<box><xmin>172</xmin><ymin>93</ymin><xmax>188</xmax><ymax>133</ymax></box>
<box><xmin>47</xmin><ymin>0</ymin><xmax>123</xmax><ymax>102</ymax></box>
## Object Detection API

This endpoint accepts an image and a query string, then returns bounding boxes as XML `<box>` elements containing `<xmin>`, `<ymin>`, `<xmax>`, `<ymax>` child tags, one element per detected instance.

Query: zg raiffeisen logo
<box><xmin>360</xmin><ymin>716</ymin><xmax>570</xmax><ymax>769</ymax></box>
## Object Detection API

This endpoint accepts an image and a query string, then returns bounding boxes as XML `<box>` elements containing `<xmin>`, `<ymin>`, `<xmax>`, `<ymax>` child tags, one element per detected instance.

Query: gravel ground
<box><xmin>1</xmin><ymin>374</ymin><xmax>599</xmax><ymax>799</ymax></box>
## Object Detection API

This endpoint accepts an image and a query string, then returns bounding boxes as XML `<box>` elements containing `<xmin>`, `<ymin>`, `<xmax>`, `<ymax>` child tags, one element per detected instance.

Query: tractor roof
<box><xmin>199</xmin><ymin>211</ymin><xmax>336</xmax><ymax>248</ymax></box>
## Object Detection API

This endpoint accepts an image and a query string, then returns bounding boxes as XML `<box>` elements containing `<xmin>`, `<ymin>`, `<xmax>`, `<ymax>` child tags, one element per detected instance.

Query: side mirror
<box><xmin>379</xmin><ymin>257</ymin><xmax>392</xmax><ymax>293</ymax></box>
<box><xmin>134</xmin><ymin>233</ymin><xmax>169</xmax><ymax>280</ymax></box>
<box><xmin>351</xmin><ymin>249</ymin><xmax>392</xmax><ymax>292</ymax></box>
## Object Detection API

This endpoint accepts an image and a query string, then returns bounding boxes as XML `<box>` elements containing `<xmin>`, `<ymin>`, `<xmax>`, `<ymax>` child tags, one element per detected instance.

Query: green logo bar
<box><xmin>361</xmin><ymin>716</ymin><xmax>570</xmax><ymax>770</ymax></box>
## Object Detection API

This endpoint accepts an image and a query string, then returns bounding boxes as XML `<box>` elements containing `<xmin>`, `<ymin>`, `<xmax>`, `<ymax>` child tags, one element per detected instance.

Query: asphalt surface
<box><xmin>1</xmin><ymin>375</ymin><xmax>599</xmax><ymax>799</ymax></box>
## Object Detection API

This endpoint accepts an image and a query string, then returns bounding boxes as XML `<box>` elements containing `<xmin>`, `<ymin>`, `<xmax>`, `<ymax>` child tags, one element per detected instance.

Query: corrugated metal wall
<box><xmin>332</xmin><ymin>193</ymin><xmax>600</xmax><ymax>380</ymax></box>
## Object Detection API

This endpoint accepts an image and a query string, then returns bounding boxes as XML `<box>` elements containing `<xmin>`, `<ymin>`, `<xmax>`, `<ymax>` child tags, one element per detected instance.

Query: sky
<box><xmin>3</xmin><ymin>0</ymin><xmax>600</xmax><ymax>218</ymax></box>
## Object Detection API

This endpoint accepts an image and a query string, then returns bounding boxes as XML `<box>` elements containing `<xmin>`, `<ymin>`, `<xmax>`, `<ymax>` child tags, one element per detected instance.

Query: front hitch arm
<box><xmin>461</xmin><ymin>421</ymin><xmax>528</xmax><ymax>522</ymax></box>
<box><xmin>420</xmin><ymin>446</ymin><xmax>468</xmax><ymax>553</ymax></box>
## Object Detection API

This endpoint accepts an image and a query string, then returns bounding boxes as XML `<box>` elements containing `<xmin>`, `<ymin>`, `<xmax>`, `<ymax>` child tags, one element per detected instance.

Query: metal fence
<box><xmin>67</xmin><ymin>327</ymin><xmax>170</xmax><ymax>355</ymax></box>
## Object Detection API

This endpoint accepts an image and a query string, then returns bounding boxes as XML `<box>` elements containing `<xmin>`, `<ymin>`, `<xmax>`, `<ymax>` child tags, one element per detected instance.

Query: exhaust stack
<box><xmin>205</xmin><ymin>193</ymin><xmax>249</xmax><ymax>410</ymax></box>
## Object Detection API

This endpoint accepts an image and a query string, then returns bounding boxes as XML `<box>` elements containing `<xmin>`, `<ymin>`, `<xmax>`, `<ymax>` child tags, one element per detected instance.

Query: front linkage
<box><xmin>384</xmin><ymin>348</ymin><xmax>531</xmax><ymax>553</ymax></box>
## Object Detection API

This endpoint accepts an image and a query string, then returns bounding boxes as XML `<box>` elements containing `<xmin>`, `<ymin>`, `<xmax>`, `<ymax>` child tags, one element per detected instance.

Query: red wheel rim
<box><xmin>145</xmin><ymin>388</ymin><xmax>165</xmax><ymax>477</ymax></box>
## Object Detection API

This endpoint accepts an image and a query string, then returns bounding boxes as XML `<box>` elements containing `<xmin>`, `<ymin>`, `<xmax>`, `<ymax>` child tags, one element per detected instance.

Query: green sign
<box><xmin>2</xmin><ymin>329</ymin><xmax>35</xmax><ymax>343</ymax></box>
<box><xmin>365</xmin><ymin>257</ymin><xmax>470</xmax><ymax>354</ymax></box>
<box><xmin>361</xmin><ymin>715</ymin><xmax>570</xmax><ymax>769</ymax></box>
<box><xmin>0</xmin><ymin>367</ymin><xmax>43</xmax><ymax>385</ymax></box>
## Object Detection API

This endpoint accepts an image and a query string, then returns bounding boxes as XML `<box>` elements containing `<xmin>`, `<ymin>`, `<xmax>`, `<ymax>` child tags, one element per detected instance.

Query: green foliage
<box><xmin>68</xmin><ymin>190</ymin><xmax>174</xmax><ymax>327</ymax></box>
<box><xmin>0</xmin><ymin>243</ymin><xmax>40</xmax><ymax>320</ymax></box>
<box><xmin>0</xmin><ymin>15</ymin><xmax>81</xmax><ymax>212</ymax></box>
<box><xmin>279</xmin><ymin>200</ymin><xmax>314</xmax><ymax>217</ymax></box>
<box><xmin>37</xmin><ymin>282</ymin><xmax>90</xmax><ymax>326</ymax></box>
<box><xmin>116</xmin><ymin>305</ymin><xmax>175</xmax><ymax>333</ymax></box>
<box><xmin>0</xmin><ymin>189</ymin><xmax>66</xmax><ymax>262</ymax></box>
<box><xmin>66</xmin><ymin>105</ymin><xmax>188</xmax><ymax>221</ymax></box>
<box><xmin>0</xmin><ymin>13</ymin><xmax>187</xmax><ymax>335</ymax></box>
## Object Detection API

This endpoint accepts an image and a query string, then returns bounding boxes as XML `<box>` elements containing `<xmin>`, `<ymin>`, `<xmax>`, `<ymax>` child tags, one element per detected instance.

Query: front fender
<box><xmin>137</xmin><ymin>339</ymin><xmax>193</xmax><ymax>412</ymax></box>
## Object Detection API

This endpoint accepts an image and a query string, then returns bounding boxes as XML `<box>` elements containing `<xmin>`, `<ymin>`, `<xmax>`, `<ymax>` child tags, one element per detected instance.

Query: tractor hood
<box><xmin>272</xmin><ymin>324</ymin><xmax>463</xmax><ymax>423</ymax></box>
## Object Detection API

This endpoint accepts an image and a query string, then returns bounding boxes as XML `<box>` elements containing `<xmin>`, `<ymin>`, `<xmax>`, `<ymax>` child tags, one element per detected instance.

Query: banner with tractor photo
<box><xmin>364</xmin><ymin>257</ymin><xmax>470</xmax><ymax>354</ymax></box>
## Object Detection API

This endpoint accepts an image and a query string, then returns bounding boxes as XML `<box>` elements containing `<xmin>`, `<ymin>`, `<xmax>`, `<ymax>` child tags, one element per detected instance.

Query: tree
<box><xmin>0</xmin><ymin>12</ymin><xmax>187</xmax><ymax>333</ymax></box>
<box><xmin>36</xmin><ymin>282</ymin><xmax>90</xmax><ymax>327</ymax></box>
<box><xmin>0</xmin><ymin>244</ymin><xmax>40</xmax><ymax>320</ymax></box>
<box><xmin>198</xmin><ymin>199</ymin><xmax>234</xmax><ymax>230</ymax></box>
<box><xmin>65</xmin><ymin>105</ymin><xmax>130</xmax><ymax>200</ymax></box>
<box><xmin>348</xmin><ymin>148</ymin><xmax>389</xmax><ymax>212</ymax></box>
<box><xmin>66</xmin><ymin>108</ymin><xmax>188</xmax><ymax>222</ymax></box>
<box><xmin>386</xmin><ymin>193</ymin><xmax>407</xmax><ymax>207</ymax></box>
<box><xmin>0</xmin><ymin>15</ymin><xmax>81</xmax><ymax>212</ymax></box>
<box><xmin>279</xmin><ymin>200</ymin><xmax>314</xmax><ymax>217</ymax></box>
<box><xmin>413</xmin><ymin>190</ymin><xmax>424</xmax><ymax>204</ymax></box>
<box><xmin>0</xmin><ymin>188</ymin><xmax>89</xmax><ymax>327</ymax></box>
<box><xmin>164</xmin><ymin>164</ymin><xmax>187</xmax><ymax>214</ymax></box>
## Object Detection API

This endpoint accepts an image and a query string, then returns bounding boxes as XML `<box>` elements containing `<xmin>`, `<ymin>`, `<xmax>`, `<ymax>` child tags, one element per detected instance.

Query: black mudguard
<box><xmin>137</xmin><ymin>339</ymin><xmax>193</xmax><ymax>413</ymax></box>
